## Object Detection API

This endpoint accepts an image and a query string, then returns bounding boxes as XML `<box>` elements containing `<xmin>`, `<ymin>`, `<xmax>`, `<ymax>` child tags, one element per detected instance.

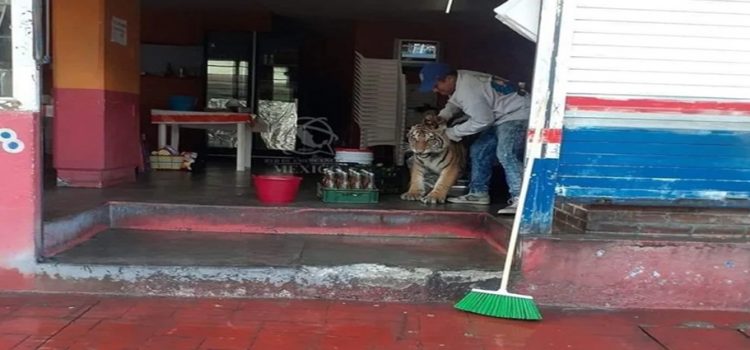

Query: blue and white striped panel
<box><xmin>558</xmin><ymin>111</ymin><xmax>750</xmax><ymax>204</ymax></box>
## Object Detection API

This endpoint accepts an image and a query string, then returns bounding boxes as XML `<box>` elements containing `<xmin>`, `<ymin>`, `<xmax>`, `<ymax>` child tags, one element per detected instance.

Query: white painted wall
<box><xmin>565</xmin><ymin>0</ymin><xmax>750</xmax><ymax>101</ymax></box>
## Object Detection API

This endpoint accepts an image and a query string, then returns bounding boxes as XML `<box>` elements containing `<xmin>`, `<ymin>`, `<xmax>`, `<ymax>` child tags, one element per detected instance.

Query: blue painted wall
<box><xmin>521</xmin><ymin>158</ymin><xmax>558</xmax><ymax>234</ymax></box>
<box><xmin>557</xmin><ymin>127</ymin><xmax>750</xmax><ymax>206</ymax></box>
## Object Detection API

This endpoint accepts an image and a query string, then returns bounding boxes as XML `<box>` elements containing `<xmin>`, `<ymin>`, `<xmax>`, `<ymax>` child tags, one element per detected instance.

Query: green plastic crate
<box><xmin>321</xmin><ymin>188</ymin><xmax>379</xmax><ymax>204</ymax></box>
<box><xmin>149</xmin><ymin>155</ymin><xmax>184</xmax><ymax>170</ymax></box>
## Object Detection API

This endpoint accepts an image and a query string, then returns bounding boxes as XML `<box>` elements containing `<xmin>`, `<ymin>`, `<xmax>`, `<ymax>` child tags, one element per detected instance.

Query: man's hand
<box><xmin>445</xmin><ymin>128</ymin><xmax>462</xmax><ymax>142</ymax></box>
<box><xmin>422</xmin><ymin>112</ymin><xmax>446</xmax><ymax>129</ymax></box>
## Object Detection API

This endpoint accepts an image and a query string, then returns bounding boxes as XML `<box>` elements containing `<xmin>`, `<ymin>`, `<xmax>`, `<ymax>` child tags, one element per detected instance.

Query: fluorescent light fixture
<box><xmin>445</xmin><ymin>0</ymin><xmax>453</xmax><ymax>14</ymax></box>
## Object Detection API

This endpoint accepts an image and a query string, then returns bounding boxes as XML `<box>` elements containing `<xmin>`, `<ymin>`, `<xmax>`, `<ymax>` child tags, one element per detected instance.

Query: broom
<box><xmin>454</xmin><ymin>116</ymin><xmax>543</xmax><ymax>321</ymax></box>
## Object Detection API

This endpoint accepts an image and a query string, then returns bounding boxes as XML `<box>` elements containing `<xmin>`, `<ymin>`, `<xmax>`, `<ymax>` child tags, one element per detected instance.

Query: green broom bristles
<box><xmin>454</xmin><ymin>132</ymin><xmax>543</xmax><ymax>321</ymax></box>
<box><xmin>454</xmin><ymin>289</ymin><xmax>542</xmax><ymax>321</ymax></box>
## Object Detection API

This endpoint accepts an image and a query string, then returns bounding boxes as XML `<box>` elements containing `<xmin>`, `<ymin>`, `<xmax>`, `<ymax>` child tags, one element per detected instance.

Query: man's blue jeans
<box><xmin>467</xmin><ymin>120</ymin><xmax>528</xmax><ymax>197</ymax></box>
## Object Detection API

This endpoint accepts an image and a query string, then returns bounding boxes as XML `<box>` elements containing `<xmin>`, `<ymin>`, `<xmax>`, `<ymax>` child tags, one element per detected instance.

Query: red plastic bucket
<box><xmin>252</xmin><ymin>175</ymin><xmax>303</xmax><ymax>204</ymax></box>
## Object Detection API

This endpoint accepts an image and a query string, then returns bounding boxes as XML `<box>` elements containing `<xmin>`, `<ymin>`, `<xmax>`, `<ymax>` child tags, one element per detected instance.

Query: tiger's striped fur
<box><xmin>401</xmin><ymin>112</ymin><xmax>467</xmax><ymax>204</ymax></box>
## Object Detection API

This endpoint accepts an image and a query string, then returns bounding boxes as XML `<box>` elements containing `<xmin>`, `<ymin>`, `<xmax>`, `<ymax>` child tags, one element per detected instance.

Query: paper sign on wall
<box><xmin>111</xmin><ymin>17</ymin><xmax>127</xmax><ymax>46</ymax></box>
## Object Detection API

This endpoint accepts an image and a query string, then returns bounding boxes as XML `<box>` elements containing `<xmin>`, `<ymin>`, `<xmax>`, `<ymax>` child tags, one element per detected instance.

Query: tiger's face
<box><xmin>408</xmin><ymin>112</ymin><xmax>449</xmax><ymax>157</ymax></box>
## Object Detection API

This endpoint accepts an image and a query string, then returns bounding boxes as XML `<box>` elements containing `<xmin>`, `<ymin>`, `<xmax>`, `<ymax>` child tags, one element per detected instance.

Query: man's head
<box><xmin>419</xmin><ymin>63</ymin><xmax>456</xmax><ymax>96</ymax></box>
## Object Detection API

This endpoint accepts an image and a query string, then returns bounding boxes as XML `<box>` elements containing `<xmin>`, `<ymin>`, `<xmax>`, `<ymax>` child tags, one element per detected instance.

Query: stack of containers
<box><xmin>352</xmin><ymin>52</ymin><xmax>407</xmax><ymax>165</ymax></box>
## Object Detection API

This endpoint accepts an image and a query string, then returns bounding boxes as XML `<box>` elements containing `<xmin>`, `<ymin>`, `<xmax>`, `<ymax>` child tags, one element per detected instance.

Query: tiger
<box><xmin>401</xmin><ymin>111</ymin><xmax>467</xmax><ymax>204</ymax></box>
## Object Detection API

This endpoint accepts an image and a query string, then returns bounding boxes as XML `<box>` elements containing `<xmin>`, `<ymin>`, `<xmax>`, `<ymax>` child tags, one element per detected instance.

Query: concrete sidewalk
<box><xmin>0</xmin><ymin>293</ymin><xmax>748</xmax><ymax>349</ymax></box>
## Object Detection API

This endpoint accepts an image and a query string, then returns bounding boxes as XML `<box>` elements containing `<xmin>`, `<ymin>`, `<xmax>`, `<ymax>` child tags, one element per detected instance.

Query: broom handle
<box><xmin>498</xmin><ymin>118</ymin><xmax>544</xmax><ymax>293</ymax></box>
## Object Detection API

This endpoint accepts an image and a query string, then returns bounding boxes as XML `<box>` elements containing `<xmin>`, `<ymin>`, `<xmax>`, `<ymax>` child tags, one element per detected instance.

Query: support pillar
<box><xmin>52</xmin><ymin>0</ymin><xmax>140</xmax><ymax>188</ymax></box>
<box><xmin>0</xmin><ymin>0</ymin><xmax>41</xmax><ymax>282</ymax></box>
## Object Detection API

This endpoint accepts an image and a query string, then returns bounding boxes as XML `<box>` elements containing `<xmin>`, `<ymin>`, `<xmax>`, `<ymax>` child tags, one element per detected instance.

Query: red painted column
<box><xmin>0</xmin><ymin>0</ymin><xmax>41</xmax><ymax>289</ymax></box>
<box><xmin>52</xmin><ymin>0</ymin><xmax>141</xmax><ymax>188</ymax></box>
<box><xmin>0</xmin><ymin>111</ymin><xmax>40</xmax><ymax>287</ymax></box>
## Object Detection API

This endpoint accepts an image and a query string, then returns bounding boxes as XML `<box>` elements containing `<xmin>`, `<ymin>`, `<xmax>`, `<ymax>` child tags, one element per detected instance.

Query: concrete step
<box><xmin>34</xmin><ymin>201</ymin><xmax>750</xmax><ymax>310</ymax></box>
<box><xmin>43</xmin><ymin>202</ymin><xmax>511</xmax><ymax>257</ymax></box>
<box><xmin>554</xmin><ymin>202</ymin><xmax>750</xmax><ymax>238</ymax></box>
<box><xmin>39</xmin><ymin>229</ymin><xmax>504</xmax><ymax>302</ymax></box>
<box><xmin>516</xmin><ymin>233</ymin><xmax>750</xmax><ymax>311</ymax></box>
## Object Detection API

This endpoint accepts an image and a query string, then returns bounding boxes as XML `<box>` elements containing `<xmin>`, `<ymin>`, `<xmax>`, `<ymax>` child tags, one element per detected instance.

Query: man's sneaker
<box><xmin>447</xmin><ymin>193</ymin><xmax>490</xmax><ymax>205</ymax></box>
<box><xmin>497</xmin><ymin>197</ymin><xmax>519</xmax><ymax>215</ymax></box>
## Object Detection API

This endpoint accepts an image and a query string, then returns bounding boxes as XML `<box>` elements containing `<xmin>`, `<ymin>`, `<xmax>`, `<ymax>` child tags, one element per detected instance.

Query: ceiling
<box><xmin>142</xmin><ymin>0</ymin><xmax>507</xmax><ymax>21</ymax></box>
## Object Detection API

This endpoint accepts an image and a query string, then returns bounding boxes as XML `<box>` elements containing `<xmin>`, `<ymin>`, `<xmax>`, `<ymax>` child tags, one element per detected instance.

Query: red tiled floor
<box><xmin>623</xmin><ymin>309</ymin><xmax>750</xmax><ymax>328</ymax></box>
<box><xmin>520</xmin><ymin>325</ymin><xmax>663</xmax><ymax>350</ymax></box>
<box><xmin>80</xmin><ymin>299</ymin><xmax>132</xmax><ymax>320</ymax></box>
<box><xmin>12</xmin><ymin>304</ymin><xmax>89</xmax><ymax>319</ymax></box>
<box><xmin>38</xmin><ymin>318</ymin><xmax>100</xmax><ymax>349</ymax></box>
<box><xmin>326</xmin><ymin>301</ymin><xmax>412</xmax><ymax>322</ymax></box>
<box><xmin>0</xmin><ymin>316</ymin><xmax>69</xmax><ymax>336</ymax></box>
<box><xmin>250</xmin><ymin>321</ymin><xmax>323</xmax><ymax>349</ymax></box>
<box><xmin>233</xmin><ymin>299</ymin><xmax>330</xmax><ymax>324</ymax></box>
<box><xmin>140</xmin><ymin>335</ymin><xmax>205</xmax><ymax>350</ymax></box>
<box><xmin>200</xmin><ymin>335</ymin><xmax>254</xmax><ymax>350</ymax></box>
<box><xmin>0</xmin><ymin>334</ymin><xmax>27</xmax><ymax>350</ymax></box>
<box><xmin>323</xmin><ymin>319</ymin><xmax>401</xmax><ymax>348</ymax></box>
<box><xmin>642</xmin><ymin>326</ymin><xmax>750</xmax><ymax>350</ymax></box>
<box><xmin>11</xmin><ymin>336</ymin><xmax>48</xmax><ymax>350</ymax></box>
<box><xmin>69</xmin><ymin>320</ymin><xmax>160</xmax><ymax>349</ymax></box>
<box><xmin>120</xmin><ymin>303</ymin><xmax>179</xmax><ymax>323</ymax></box>
<box><xmin>163</xmin><ymin>323</ymin><xmax>259</xmax><ymax>338</ymax></box>
<box><xmin>173</xmin><ymin>305</ymin><xmax>236</xmax><ymax>324</ymax></box>
<box><xmin>0</xmin><ymin>293</ymin><xmax>748</xmax><ymax>350</ymax></box>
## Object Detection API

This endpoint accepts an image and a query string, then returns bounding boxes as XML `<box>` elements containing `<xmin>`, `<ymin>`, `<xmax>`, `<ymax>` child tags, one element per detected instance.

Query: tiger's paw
<box><xmin>400</xmin><ymin>191</ymin><xmax>424</xmax><ymax>201</ymax></box>
<box><xmin>421</xmin><ymin>191</ymin><xmax>447</xmax><ymax>204</ymax></box>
